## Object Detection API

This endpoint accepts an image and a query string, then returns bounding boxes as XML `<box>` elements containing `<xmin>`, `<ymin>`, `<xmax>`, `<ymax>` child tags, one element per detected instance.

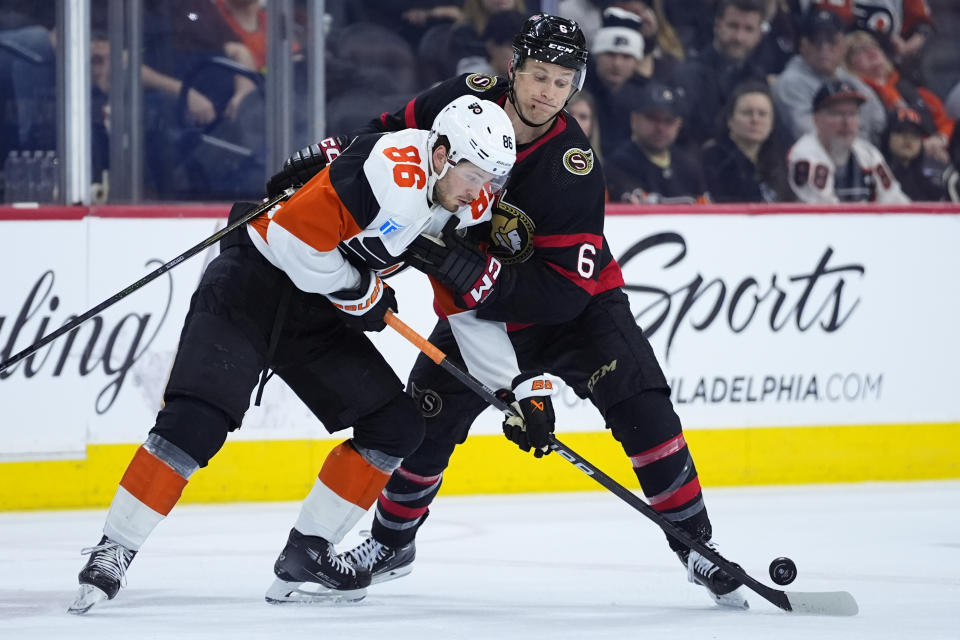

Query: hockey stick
<box><xmin>0</xmin><ymin>188</ymin><xmax>295</xmax><ymax>374</ymax></box>
<box><xmin>383</xmin><ymin>310</ymin><xmax>859</xmax><ymax>616</ymax></box>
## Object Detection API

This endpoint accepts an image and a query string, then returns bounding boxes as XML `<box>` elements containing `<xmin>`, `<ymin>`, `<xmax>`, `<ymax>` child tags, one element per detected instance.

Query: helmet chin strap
<box><xmin>427</xmin><ymin>153</ymin><xmax>451</xmax><ymax>206</ymax></box>
<box><xmin>508</xmin><ymin>85</ymin><xmax>555</xmax><ymax>129</ymax></box>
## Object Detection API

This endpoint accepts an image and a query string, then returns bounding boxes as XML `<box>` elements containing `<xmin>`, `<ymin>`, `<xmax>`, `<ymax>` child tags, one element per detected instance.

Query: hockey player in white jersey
<box><xmin>68</xmin><ymin>95</ymin><xmax>516</xmax><ymax>613</ymax></box>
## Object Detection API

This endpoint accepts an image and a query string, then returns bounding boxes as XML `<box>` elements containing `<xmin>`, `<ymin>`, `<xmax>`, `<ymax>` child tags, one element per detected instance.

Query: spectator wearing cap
<box><xmin>605</xmin><ymin>80</ymin><xmax>709</xmax><ymax>204</ymax></box>
<box><xmin>674</xmin><ymin>0</ymin><xmax>769</xmax><ymax>147</ymax></box>
<box><xmin>787</xmin><ymin>79</ymin><xmax>908</xmax><ymax>203</ymax></box>
<box><xmin>583</xmin><ymin>8</ymin><xmax>649</xmax><ymax>157</ymax></box>
<box><xmin>808</xmin><ymin>0</ymin><xmax>934</xmax><ymax>65</ymax></box>
<box><xmin>844</xmin><ymin>30</ymin><xmax>953</xmax><ymax>165</ymax></box>
<box><xmin>772</xmin><ymin>9</ymin><xmax>886</xmax><ymax>145</ymax></box>
<box><xmin>702</xmin><ymin>80</ymin><xmax>793</xmax><ymax>202</ymax></box>
<box><xmin>879</xmin><ymin>106</ymin><xmax>947</xmax><ymax>201</ymax></box>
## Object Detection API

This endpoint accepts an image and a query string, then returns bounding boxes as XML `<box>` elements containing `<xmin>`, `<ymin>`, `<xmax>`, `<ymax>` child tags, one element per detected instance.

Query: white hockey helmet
<box><xmin>427</xmin><ymin>95</ymin><xmax>517</xmax><ymax>195</ymax></box>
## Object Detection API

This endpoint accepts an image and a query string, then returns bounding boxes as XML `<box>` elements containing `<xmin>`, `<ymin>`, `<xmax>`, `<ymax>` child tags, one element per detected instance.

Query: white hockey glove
<box><xmin>326</xmin><ymin>270</ymin><xmax>397</xmax><ymax>332</ymax></box>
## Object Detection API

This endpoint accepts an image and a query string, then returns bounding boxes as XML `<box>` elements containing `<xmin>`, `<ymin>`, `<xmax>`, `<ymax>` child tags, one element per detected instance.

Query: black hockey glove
<box><xmin>265</xmin><ymin>136</ymin><xmax>351</xmax><ymax>197</ymax></box>
<box><xmin>326</xmin><ymin>270</ymin><xmax>397</xmax><ymax>332</ymax></box>
<box><xmin>404</xmin><ymin>217</ymin><xmax>502</xmax><ymax>309</ymax></box>
<box><xmin>497</xmin><ymin>372</ymin><xmax>557</xmax><ymax>458</ymax></box>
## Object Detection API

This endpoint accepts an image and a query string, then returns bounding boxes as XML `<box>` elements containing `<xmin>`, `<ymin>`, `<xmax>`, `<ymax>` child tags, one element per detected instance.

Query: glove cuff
<box><xmin>459</xmin><ymin>255</ymin><xmax>502</xmax><ymax>309</ymax></box>
<box><xmin>326</xmin><ymin>271</ymin><xmax>388</xmax><ymax>316</ymax></box>
<box><xmin>512</xmin><ymin>372</ymin><xmax>559</xmax><ymax>400</ymax></box>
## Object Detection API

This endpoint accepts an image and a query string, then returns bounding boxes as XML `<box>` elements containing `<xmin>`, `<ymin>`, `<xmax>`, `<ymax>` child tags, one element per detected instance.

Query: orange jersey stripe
<box><xmin>317</xmin><ymin>441</ymin><xmax>390</xmax><ymax>509</ymax></box>
<box><xmin>118</xmin><ymin>446</ymin><xmax>188</xmax><ymax>516</ymax></box>
<box><xmin>249</xmin><ymin>168</ymin><xmax>363</xmax><ymax>252</ymax></box>
<box><xmin>430</xmin><ymin>276</ymin><xmax>464</xmax><ymax>317</ymax></box>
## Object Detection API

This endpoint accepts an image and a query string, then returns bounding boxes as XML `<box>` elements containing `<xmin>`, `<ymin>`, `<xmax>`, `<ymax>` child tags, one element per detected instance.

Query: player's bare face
<box><xmin>513</xmin><ymin>61</ymin><xmax>576</xmax><ymax>126</ymax></box>
<box><xmin>434</xmin><ymin>161</ymin><xmax>496</xmax><ymax>212</ymax></box>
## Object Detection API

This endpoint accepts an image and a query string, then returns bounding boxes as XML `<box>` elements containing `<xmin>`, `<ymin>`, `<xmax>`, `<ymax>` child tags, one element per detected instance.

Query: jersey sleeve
<box><xmin>476</xmin><ymin>148</ymin><xmax>611</xmax><ymax>325</ymax></box>
<box><xmin>352</xmin><ymin>74</ymin><xmax>492</xmax><ymax>135</ymax></box>
<box><xmin>787</xmin><ymin>136</ymin><xmax>838</xmax><ymax>204</ymax></box>
<box><xmin>864</xmin><ymin>145</ymin><xmax>911</xmax><ymax>204</ymax></box>
<box><xmin>248</xmin><ymin>168</ymin><xmax>364</xmax><ymax>294</ymax></box>
<box><xmin>447</xmin><ymin>310</ymin><xmax>520</xmax><ymax>390</ymax></box>
<box><xmin>248</xmin><ymin>131</ymin><xmax>434</xmax><ymax>295</ymax></box>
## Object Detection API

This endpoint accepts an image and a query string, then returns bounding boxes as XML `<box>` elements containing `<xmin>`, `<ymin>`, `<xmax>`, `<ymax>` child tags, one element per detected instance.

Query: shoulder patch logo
<box><xmin>563</xmin><ymin>148</ymin><xmax>594</xmax><ymax>176</ymax></box>
<box><xmin>488</xmin><ymin>190</ymin><xmax>535</xmax><ymax>265</ymax></box>
<box><xmin>465</xmin><ymin>73</ymin><xmax>498</xmax><ymax>92</ymax></box>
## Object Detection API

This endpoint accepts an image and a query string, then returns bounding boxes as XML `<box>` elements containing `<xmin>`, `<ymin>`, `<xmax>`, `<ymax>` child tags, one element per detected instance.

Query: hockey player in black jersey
<box><xmin>338</xmin><ymin>14</ymin><xmax>748</xmax><ymax>609</ymax></box>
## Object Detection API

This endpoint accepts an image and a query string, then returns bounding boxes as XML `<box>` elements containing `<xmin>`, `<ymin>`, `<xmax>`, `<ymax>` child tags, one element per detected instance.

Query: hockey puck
<box><xmin>769</xmin><ymin>556</ymin><xmax>797</xmax><ymax>585</ymax></box>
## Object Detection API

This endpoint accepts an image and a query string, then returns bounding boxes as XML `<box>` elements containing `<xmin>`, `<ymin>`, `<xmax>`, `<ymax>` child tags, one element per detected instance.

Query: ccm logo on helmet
<box><xmin>548</xmin><ymin>43</ymin><xmax>575</xmax><ymax>53</ymax></box>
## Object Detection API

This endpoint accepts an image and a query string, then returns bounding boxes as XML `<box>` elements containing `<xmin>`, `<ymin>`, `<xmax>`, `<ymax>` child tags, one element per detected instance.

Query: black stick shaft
<box><xmin>0</xmin><ymin>189</ymin><xmax>292</xmax><ymax>374</ymax></box>
<box><xmin>544</xmin><ymin>436</ymin><xmax>791</xmax><ymax>611</ymax></box>
<box><xmin>383</xmin><ymin>310</ymin><xmax>793</xmax><ymax>612</ymax></box>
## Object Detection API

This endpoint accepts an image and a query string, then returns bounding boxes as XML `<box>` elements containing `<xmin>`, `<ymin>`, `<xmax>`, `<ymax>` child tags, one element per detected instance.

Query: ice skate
<box><xmin>678</xmin><ymin>540</ymin><xmax>749</xmax><ymax>610</ymax></box>
<box><xmin>265</xmin><ymin>528</ymin><xmax>370</xmax><ymax>605</ymax></box>
<box><xmin>340</xmin><ymin>532</ymin><xmax>416</xmax><ymax>585</ymax></box>
<box><xmin>67</xmin><ymin>536</ymin><xmax>138</xmax><ymax>614</ymax></box>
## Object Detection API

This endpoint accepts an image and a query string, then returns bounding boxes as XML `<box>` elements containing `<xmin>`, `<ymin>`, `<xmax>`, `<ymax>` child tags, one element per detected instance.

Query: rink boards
<box><xmin>0</xmin><ymin>202</ymin><xmax>958</xmax><ymax>509</ymax></box>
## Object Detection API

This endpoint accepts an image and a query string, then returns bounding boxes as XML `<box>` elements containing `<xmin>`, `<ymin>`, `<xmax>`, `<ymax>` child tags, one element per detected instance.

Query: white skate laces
<box><xmin>344</xmin><ymin>533</ymin><xmax>388</xmax><ymax>572</ymax></box>
<box><xmin>687</xmin><ymin>543</ymin><xmax>720</xmax><ymax>585</ymax></box>
<box><xmin>80</xmin><ymin>540</ymin><xmax>134</xmax><ymax>588</ymax></box>
<box><xmin>326</xmin><ymin>544</ymin><xmax>356</xmax><ymax>576</ymax></box>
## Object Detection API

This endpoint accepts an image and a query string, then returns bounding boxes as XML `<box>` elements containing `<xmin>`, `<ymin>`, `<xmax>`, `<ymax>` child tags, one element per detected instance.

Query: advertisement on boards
<box><xmin>1</xmin><ymin>210</ymin><xmax>958</xmax><ymax>459</ymax></box>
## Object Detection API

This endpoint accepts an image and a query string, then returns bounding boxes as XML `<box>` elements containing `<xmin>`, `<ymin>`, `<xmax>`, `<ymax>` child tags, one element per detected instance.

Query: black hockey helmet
<box><xmin>512</xmin><ymin>14</ymin><xmax>588</xmax><ymax>91</ymax></box>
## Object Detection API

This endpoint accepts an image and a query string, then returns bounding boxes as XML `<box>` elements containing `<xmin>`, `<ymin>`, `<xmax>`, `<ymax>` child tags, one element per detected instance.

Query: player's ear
<box><xmin>431</xmin><ymin>143</ymin><xmax>448</xmax><ymax>174</ymax></box>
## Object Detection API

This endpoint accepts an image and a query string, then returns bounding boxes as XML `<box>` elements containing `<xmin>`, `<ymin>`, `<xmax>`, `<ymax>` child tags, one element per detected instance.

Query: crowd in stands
<box><xmin>1</xmin><ymin>0</ymin><xmax>959</xmax><ymax>203</ymax></box>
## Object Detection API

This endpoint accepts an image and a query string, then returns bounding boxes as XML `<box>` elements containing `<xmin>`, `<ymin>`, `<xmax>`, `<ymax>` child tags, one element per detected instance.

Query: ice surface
<box><xmin>1</xmin><ymin>481</ymin><xmax>958</xmax><ymax>639</ymax></box>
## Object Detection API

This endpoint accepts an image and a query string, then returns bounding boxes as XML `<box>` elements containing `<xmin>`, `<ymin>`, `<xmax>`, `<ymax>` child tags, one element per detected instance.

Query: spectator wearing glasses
<box><xmin>787</xmin><ymin>79</ymin><xmax>907</xmax><ymax>203</ymax></box>
<box><xmin>772</xmin><ymin>10</ymin><xmax>886</xmax><ymax>145</ymax></box>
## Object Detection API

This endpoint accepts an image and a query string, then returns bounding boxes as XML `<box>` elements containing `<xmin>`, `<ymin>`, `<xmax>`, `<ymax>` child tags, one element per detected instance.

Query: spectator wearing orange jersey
<box><xmin>844</xmin><ymin>29</ymin><xmax>953</xmax><ymax>164</ymax></box>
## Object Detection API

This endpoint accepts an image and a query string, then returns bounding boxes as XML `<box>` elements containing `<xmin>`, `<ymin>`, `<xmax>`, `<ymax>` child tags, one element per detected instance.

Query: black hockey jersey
<box><xmin>357</xmin><ymin>72</ymin><xmax>624</xmax><ymax>326</ymax></box>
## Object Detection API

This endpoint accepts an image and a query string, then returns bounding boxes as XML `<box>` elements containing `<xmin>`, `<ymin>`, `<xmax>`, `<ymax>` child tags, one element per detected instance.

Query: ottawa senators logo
<box><xmin>408</xmin><ymin>382</ymin><xmax>442</xmax><ymax>418</ymax></box>
<box><xmin>487</xmin><ymin>190</ymin><xmax>535</xmax><ymax>265</ymax></box>
<box><xmin>465</xmin><ymin>73</ymin><xmax>498</xmax><ymax>92</ymax></box>
<box><xmin>563</xmin><ymin>148</ymin><xmax>594</xmax><ymax>175</ymax></box>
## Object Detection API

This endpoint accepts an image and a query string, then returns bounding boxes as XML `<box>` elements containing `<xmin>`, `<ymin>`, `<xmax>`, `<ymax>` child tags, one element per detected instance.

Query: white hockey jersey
<box><xmin>247</xmin><ymin>129</ymin><xmax>493</xmax><ymax>296</ymax></box>
<box><xmin>246</xmin><ymin>128</ymin><xmax>524</xmax><ymax>388</ymax></box>
<box><xmin>787</xmin><ymin>132</ymin><xmax>909</xmax><ymax>204</ymax></box>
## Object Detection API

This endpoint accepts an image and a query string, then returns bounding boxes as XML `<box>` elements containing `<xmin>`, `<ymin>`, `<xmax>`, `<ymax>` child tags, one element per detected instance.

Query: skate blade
<box><xmin>709</xmin><ymin>587</ymin><xmax>750</xmax><ymax>610</ymax></box>
<box><xmin>264</xmin><ymin>578</ymin><xmax>366</xmax><ymax>605</ymax></box>
<box><xmin>67</xmin><ymin>584</ymin><xmax>109</xmax><ymax>615</ymax></box>
<box><xmin>370</xmin><ymin>564</ymin><xmax>413</xmax><ymax>585</ymax></box>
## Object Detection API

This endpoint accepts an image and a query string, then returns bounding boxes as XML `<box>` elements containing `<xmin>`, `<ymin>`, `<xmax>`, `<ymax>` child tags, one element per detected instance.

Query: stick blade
<box><xmin>785</xmin><ymin>590</ymin><xmax>859</xmax><ymax>616</ymax></box>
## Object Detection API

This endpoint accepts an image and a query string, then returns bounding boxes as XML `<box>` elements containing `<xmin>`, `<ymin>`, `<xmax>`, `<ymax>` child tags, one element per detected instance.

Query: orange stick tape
<box><xmin>384</xmin><ymin>311</ymin><xmax>446</xmax><ymax>364</ymax></box>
